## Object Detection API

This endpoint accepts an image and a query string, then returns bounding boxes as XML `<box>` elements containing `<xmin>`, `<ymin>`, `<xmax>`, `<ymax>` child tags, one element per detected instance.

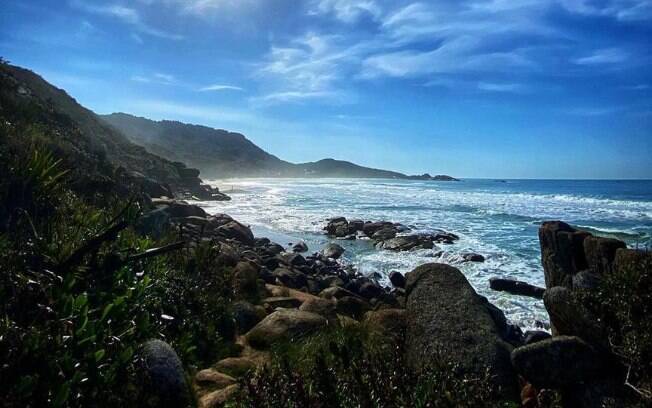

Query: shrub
<box><xmin>233</xmin><ymin>325</ymin><xmax>516</xmax><ymax>408</ymax></box>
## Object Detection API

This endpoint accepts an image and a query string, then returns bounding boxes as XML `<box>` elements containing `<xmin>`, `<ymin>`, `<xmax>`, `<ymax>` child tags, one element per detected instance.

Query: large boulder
<box><xmin>139</xmin><ymin>340</ymin><xmax>190</xmax><ymax>408</ymax></box>
<box><xmin>583</xmin><ymin>236</ymin><xmax>626</xmax><ymax>276</ymax></box>
<box><xmin>543</xmin><ymin>286</ymin><xmax>604</xmax><ymax>344</ymax></box>
<box><xmin>363</xmin><ymin>309</ymin><xmax>407</xmax><ymax>338</ymax></box>
<box><xmin>538</xmin><ymin>221</ymin><xmax>589</xmax><ymax>288</ymax></box>
<box><xmin>362</xmin><ymin>221</ymin><xmax>394</xmax><ymax>238</ymax></box>
<box><xmin>405</xmin><ymin>263</ymin><xmax>517</xmax><ymax>396</ymax></box>
<box><xmin>321</xmin><ymin>243</ymin><xmax>345</xmax><ymax>259</ymax></box>
<box><xmin>389</xmin><ymin>271</ymin><xmax>406</xmax><ymax>288</ymax></box>
<box><xmin>511</xmin><ymin>336</ymin><xmax>609</xmax><ymax>389</ymax></box>
<box><xmin>217</xmin><ymin>221</ymin><xmax>254</xmax><ymax>246</ymax></box>
<box><xmin>489</xmin><ymin>278</ymin><xmax>545</xmax><ymax>299</ymax></box>
<box><xmin>246</xmin><ymin>310</ymin><xmax>327</xmax><ymax>349</ymax></box>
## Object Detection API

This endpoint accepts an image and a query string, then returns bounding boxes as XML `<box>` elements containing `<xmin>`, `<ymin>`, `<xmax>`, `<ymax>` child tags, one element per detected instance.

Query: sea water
<box><xmin>200</xmin><ymin>178</ymin><xmax>652</xmax><ymax>329</ymax></box>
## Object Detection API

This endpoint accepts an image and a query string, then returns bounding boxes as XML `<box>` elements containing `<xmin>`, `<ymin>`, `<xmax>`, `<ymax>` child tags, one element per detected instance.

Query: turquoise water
<box><xmin>200</xmin><ymin>178</ymin><xmax>652</xmax><ymax>329</ymax></box>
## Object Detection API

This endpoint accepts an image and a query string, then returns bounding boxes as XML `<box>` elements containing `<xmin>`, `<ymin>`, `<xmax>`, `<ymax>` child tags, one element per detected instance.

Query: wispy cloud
<box><xmin>131</xmin><ymin>73</ymin><xmax>176</xmax><ymax>85</ymax></box>
<box><xmin>70</xmin><ymin>0</ymin><xmax>183</xmax><ymax>40</ymax></box>
<box><xmin>566</xmin><ymin>106</ymin><xmax>622</xmax><ymax>116</ymax></box>
<box><xmin>574</xmin><ymin>48</ymin><xmax>628</xmax><ymax>65</ymax></box>
<box><xmin>477</xmin><ymin>82</ymin><xmax>528</xmax><ymax>93</ymax></box>
<box><xmin>310</xmin><ymin>0</ymin><xmax>382</xmax><ymax>23</ymax></box>
<box><xmin>199</xmin><ymin>84</ymin><xmax>244</xmax><ymax>92</ymax></box>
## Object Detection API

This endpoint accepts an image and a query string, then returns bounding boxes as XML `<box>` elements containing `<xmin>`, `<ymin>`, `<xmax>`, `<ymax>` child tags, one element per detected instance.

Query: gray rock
<box><xmin>461</xmin><ymin>252</ymin><xmax>485</xmax><ymax>263</ymax></box>
<box><xmin>246</xmin><ymin>310</ymin><xmax>327</xmax><ymax>348</ymax></box>
<box><xmin>371</xmin><ymin>227</ymin><xmax>397</xmax><ymax>241</ymax></box>
<box><xmin>405</xmin><ymin>263</ymin><xmax>517</xmax><ymax>397</ymax></box>
<box><xmin>543</xmin><ymin>286</ymin><xmax>604</xmax><ymax>344</ymax></box>
<box><xmin>292</xmin><ymin>241</ymin><xmax>309</xmax><ymax>253</ymax></box>
<box><xmin>489</xmin><ymin>278</ymin><xmax>545</xmax><ymax>299</ymax></box>
<box><xmin>362</xmin><ymin>221</ymin><xmax>394</xmax><ymax>238</ymax></box>
<box><xmin>511</xmin><ymin>336</ymin><xmax>609</xmax><ymax>389</ymax></box>
<box><xmin>321</xmin><ymin>243</ymin><xmax>345</xmax><ymax>259</ymax></box>
<box><xmin>139</xmin><ymin>339</ymin><xmax>190</xmax><ymax>408</ymax></box>
<box><xmin>217</xmin><ymin>220</ymin><xmax>255</xmax><ymax>246</ymax></box>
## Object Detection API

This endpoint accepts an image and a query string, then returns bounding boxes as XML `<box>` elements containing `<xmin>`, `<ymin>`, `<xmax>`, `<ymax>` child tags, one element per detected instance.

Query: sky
<box><xmin>1</xmin><ymin>0</ymin><xmax>651</xmax><ymax>179</ymax></box>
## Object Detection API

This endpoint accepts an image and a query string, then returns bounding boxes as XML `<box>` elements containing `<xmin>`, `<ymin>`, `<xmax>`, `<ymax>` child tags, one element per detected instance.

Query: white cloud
<box><xmin>477</xmin><ymin>82</ymin><xmax>528</xmax><ymax>93</ymax></box>
<box><xmin>574</xmin><ymin>48</ymin><xmax>628</xmax><ymax>65</ymax></box>
<box><xmin>70</xmin><ymin>0</ymin><xmax>183</xmax><ymax>40</ymax></box>
<box><xmin>311</xmin><ymin>0</ymin><xmax>382</xmax><ymax>23</ymax></box>
<box><xmin>130</xmin><ymin>73</ymin><xmax>176</xmax><ymax>85</ymax></box>
<box><xmin>557</xmin><ymin>0</ymin><xmax>652</xmax><ymax>21</ymax></box>
<box><xmin>199</xmin><ymin>84</ymin><xmax>244</xmax><ymax>92</ymax></box>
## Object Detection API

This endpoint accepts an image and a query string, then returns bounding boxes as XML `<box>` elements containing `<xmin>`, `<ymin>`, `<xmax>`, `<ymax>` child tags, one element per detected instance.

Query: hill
<box><xmin>0</xmin><ymin>63</ymin><xmax>226</xmax><ymax>199</ymax></box>
<box><xmin>101</xmin><ymin>113</ymin><xmax>458</xmax><ymax>180</ymax></box>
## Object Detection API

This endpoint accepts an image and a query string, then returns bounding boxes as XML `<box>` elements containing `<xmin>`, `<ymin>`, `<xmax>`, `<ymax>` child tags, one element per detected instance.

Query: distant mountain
<box><xmin>0</xmin><ymin>63</ymin><xmax>224</xmax><ymax>199</ymax></box>
<box><xmin>102</xmin><ymin>113</ymin><xmax>458</xmax><ymax>181</ymax></box>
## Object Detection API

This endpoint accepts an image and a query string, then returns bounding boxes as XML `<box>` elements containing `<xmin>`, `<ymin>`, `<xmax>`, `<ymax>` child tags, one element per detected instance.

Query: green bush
<box><xmin>233</xmin><ymin>325</ymin><xmax>516</xmax><ymax>408</ymax></box>
<box><xmin>0</xmin><ymin>144</ymin><xmax>235</xmax><ymax>406</ymax></box>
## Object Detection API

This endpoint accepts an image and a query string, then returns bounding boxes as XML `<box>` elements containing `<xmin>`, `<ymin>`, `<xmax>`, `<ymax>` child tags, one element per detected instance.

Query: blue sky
<box><xmin>1</xmin><ymin>0</ymin><xmax>651</xmax><ymax>179</ymax></box>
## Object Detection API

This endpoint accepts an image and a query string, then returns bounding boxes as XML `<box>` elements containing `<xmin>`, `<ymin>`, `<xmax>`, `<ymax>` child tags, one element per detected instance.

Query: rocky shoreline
<box><xmin>135</xmin><ymin>198</ymin><xmax>650</xmax><ymax>407</ymax></box>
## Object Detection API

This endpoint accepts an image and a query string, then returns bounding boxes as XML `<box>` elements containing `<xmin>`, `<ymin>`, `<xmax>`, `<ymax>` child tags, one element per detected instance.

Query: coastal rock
<box><xmin>232</xmin><ymin>261</ymin><xmax>260</xmax><ymax>300</ymax></box>
<box><xmin>543</xmin><ymin>286</ymin><xmax>604</xmax><ymax>344</ymax></box>
<box><xmin>195</xmin><ymin>368</ymin><xmax>236</xmax><ymax>391</ymax></box>
<box><xmin>461</xmin><ymin>252</ymin><xmax>485</xmax><ymax>263</ymax></box>
<box><xmin>362</xmin><ymin>221</ymin><xmax>395</xmax><ymax>238</ymax></box>
<box><xmin>246</xmin><ymin>309</ymin><xmax>327</xmax><ymax>349</ymax></box>
<box><xmin>319</xmin><ymin>286</ymin><xmax>359</xmax><ymax>300</ymax></box>
<box><xmin>389</xmin><ymin>271</ymin><xmax>406</xmax><ymax>288</ymax></box>
<box><xmin>405</xmin><ymin>263</ymin><xmax>517</xmax><ymax>396</ymax></box>
<box><xmin>538</xmin><ymin>221</ymin><xmax>589</xmax><ymax>288</ymax></box>
<box><xmin>583</xmin><ymin>235</ymin><xmax>626</xmax><ymax>276</ymax></box>
<box><xmin>523</xmin><ymin>330</ymin><xmax>552</xmax><ymax>345</ymax></box>
<box><xmin>272</xmin><ymin>267</ymin><xmax>307</xmax><ymax>289</ymax></box>
<box><xmin>152</xmin><ymin>199</ymin><xmax>207</xmax><ymax>218</ymax></box>
<box><xmin>335</xmin><ymin>296</ymin><xmax>371</xmax><ymax>320</ymax></box>
<box><xmin>358</xmin><ymin>281</ymin><xmax>383</xmax><ymax>300</ymax></box>
<box><xmin>348</xmin><ymin>219</ymin><xmax>364</xmax><ymax>232</ymax></box>
<box><xmin>371</xmin><ymin>227</ymin><xmax>397</xmax><ymax>241</ymax></box>
<box><xmin>321</xmin><ymin>243</ymin><xmax>345</xmax><ymax>259</ymax></box>
<box><xmin>139</xmin><ymin>339</ymin><xmax>190</xmax><ymax>408</ymax></box>
<box><xmin>262</xmin><ymin>296</ymin><xmax>302</xmax><ymax>310</ymax></box>
<box><xmin>292</xmin><ymin>241</ymin><xmax>308</xmax><ymax>253</ymax></box>
<box><xmin>377</xmin><ymin>234</ymin><xmax>434</xmax><ymax>251</ymax></box>
<box><xmin>299</xmin><ymin>298</ymin><xmax>337</xmax><ymax>321</ymax></box>
<box><xmin>511</xmin><ymin>336</ymin><xmax>608</xmax><ymax>389</ymax></box>
<box><xmin>199</xmin><ymin>384</ymin><xmax>239</xmax><ymax>408</ymax></box>
<box><xmin>363</xmin><ymin>309</ymin><xmax>407</xmax><ymax>338</ymax></box>
<box><xmin>214</xmin><ymin>357</ymin><xmax>257</xmax><ymax>377</ymax></box>
<box><xmin>489</xmin><ymin>278</ymin><xmax>545</xmax><ymax>299</ymax></box>
<box><xmin>232</xmin><ymin>301</ymin><xmax>263</xmax><ymax>334</ymax></box>
<box><xmin>217</xmin><ymin>220</ymin><xmax>255</xmax><ymax>246</ymax></box>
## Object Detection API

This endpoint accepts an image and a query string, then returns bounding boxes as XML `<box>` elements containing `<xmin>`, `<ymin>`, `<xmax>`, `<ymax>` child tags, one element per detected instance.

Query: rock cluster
<box><xmin>323</xmin><ymin>216</ymin><xmax>459</xmax><ymax>250</ymax></box>
<box><xmin>509</xmin><ymin>221</ymin><xmax>649</xmax><ymax>407</ymax></box>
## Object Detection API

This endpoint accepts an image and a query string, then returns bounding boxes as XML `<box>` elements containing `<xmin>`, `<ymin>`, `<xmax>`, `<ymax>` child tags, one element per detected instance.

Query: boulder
<box><xmin>246</xmin><ymin>310</ymin><xmax>327</xmax><ymax>349</ymax></box>
<box><xmin>543</xmin><ymin>286</ymin><xmax>604</xmax><ymax>344</ymax></box>
<box><xmin>523</xmin><ymin>330</ymin><xmax>552</xmax><ymax>345</ymax></box>
<box><xmin>199</xmin><ymin>384</ymin><xmax>239</xmax><ymax>408</ymax></box>
<box><xmin>511</xmin><ymin>336</ymin><xmax>609</xmax><ymax>389</ymax></box>
<box><xmin>348</xmin><ymin>219</ymin><xmax>364</xmax><ymax>232</ymax></box>
<box><xmin>461</xmin><ymin>252</ymin><xmax>485</xmax><ymax>263</ymax></box>
<box><xmin>195</xmin><ymin>368</ymin><xmax>236</xmax><ymax>390</ymax></box>
<box><xmin>262</xmin><ymin>296</ymin><xmax>302</xmax><ymax>309</ymax></box>
<box><xmin>362</xmin><ymin>221</ymin><xmax>394</xmax><ymax>238</ymax></box>
<box><xmin>583</xmin><ymin>236</ymin><xmax>626</xmax><ymax>276</ymax></box>
<box><xmin>358</xmin><ymin>281</ymin><xmax>383</xmax><ymax>300</ymax></box>
<box><xmin>538</xmin><ymin>221</ymin><xmax>590</xmax><ymax>288</ymax></box>
<box><xmin>156</xmin><ymin>200</ymin><xmax>207</xmax><ymax>218</ymax></box>
<box><xmin>335</xmin><ymin>296</ymin><xmax>371</xmax><ymax>320</ymax></box>
<box><xmin>292</xmin><ymin>241</ymin><xmax>309</xmax><ymax>253</ymax></box>
<box><xmin>405</xmin><ymin>263</ymin><xmax>517</xmax><ymax>396</ymax></box>
<box><xmin>371</xmin><ymin>227</ymin><xmax>397</xmax><ymax>241</ymax></box>
<box><xmin>363</xmin><ymin>309</ymin><xmax>407</xmax><ymax>338</ymax></box>
<box><xmin>389</xmin><ymin>271</ymin><xmax>406</xmax><ymax>288</ymax></box>
<box><xmin>489</xmin><ymin>278</ymin><xmax>545</xmax><ymax>299</ymax></box>
<box><xmin>325</xmin><ymin>217</ymin><xmax>349</xmax><ymax>237</ymax></box>
<box><xmin>321</xmin><ymin>243</ymin><xmax>345</xmax><ymax>259</ymax></box>
<box><xmin>214</xmin><ymin>357</ymin><xmax>257</xmax><ymax>377</ymax></box>
<box><xmin>139</xmin><ymin>339</ymin><xmax>190</xmax><ymax>408</ymax></box>
<box><xmin>217</xmin><ymin>221</ymin><xmax>255</xmax><ymax>246</ymax></box>
<box><xmin>299</xmin><ymin>298</ymin><xmax>337</xmax><ymax>321</ymax></box>
<box><xmin>319</xmin><ymin>286</ymin><xmax>359</xmax><ymax>300</ymax></box>
<box><xmin>378</xmin><ymin>235</ymin><xmax>420</xmax><ymax>251</ymax></box>
<box><xmin>232</xmin><ymin>261</ymin><xmax>260</xmax><ymax>300</ymax></box>
<box><xmin>232</xmin><ymin>301</ymin><xmax>263</xmax><ymax>334</ymax></box>
<box><xmin>272</xmin><ymin>267</ymin><xmax>307</xmax><ymax>289</ymax></box>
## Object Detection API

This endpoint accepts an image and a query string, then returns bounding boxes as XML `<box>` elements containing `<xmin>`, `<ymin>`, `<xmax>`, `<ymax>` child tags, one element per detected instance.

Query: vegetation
<box><xmin>579</xmin><ymin>253</ymin><xmax>652</xmax><ymax>402</ymax></box>
<box><xmin>0</xmin><ymin>135</ymin><xmax>235</xmax><ymax>407</ymax></box>
<box><xmin>233</xmin><ymin>325</ymin><xmax>515</xmax><ymax>408</ymax></box>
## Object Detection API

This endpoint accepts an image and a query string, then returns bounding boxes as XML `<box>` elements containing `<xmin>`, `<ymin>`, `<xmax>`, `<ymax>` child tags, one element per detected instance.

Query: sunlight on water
<box><xmin>200</xmin><ymin>178</ymin><xmax>652</xmax><ymax>329</ymax></box>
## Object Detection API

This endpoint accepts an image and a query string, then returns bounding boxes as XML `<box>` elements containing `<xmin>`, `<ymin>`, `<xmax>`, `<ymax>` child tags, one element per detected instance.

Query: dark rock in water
<box><xmin>372</xmin><ymin>227</ymin><xmax>397</xmax><ymax>241</ymax></box>
<box><xmin>139</xmin><ymin>339</ymin><xmax>190</xmax><ymax>408</ymax></box>
<box><xmin>362</xmin><ymin>221</ymin><xmax>395</xmax><ymax>238</ymax></box>
<box><xmin>377</xmin><ymin>234</ymin><xmax>434</xmax><ymax>251</ymax></box>
<box><xmin>389</xmin><ymin>271</ymin><xmax>406</xmax><ymax>289</ymax></box>
<box><xmin>489</xmin><ymin>278</ymin><xmax>545</xmax><ymax>299</ymax></box>
<box><xmin>246</xmin><ymin>310</ymin><xmax>327</xmax><ymax>349</ymax></box>
<box><xmin>232</xmin><ymin>301</ymin><xmax>263</xmax><ymax>334</ymax></box>
<box><xmin>462</xmin><ymin>252</ymin><xmax>485</xmax><ymax>262</ymax></box>
<box><xmin>325</xmin><ymin>217</ymin><xmax>350</xmax><ymax>237</ymax></box>
<box><xmin>217</xmin><ymin>220</ymin><xmax>255</xmax><ymax>246</ymax></box>
<box><xmin>511</xmin><ymin>336</ymin><xmax>610</xmax><ymax>389</ymax></box>
<box><xmin>405</xmin><ymin>263</ymin><xmax>518</xmax><ymax>397</ymax></box>
<box><xmin>523</xmin><ymin>330</ymin><xmax>552</xmax><ymax>345</ymax></box>
<box><xmin>292</xmin><ymin>241</ymin><xmax>309</xmax><ymax>253</ymax></box>
<box><xmin>321</xmin><ymin>243</ymin><xmax>345</xmax><ymax>259</ymax></box>
<box><xmin>348</xmin><ymin>219</ymin><xmax>365</xmax><ymax>232</ymax></box>
<box><xmin>543</xmin><ymin>286</ymin><xmax>604</xmax><ymax>344</ymax></box>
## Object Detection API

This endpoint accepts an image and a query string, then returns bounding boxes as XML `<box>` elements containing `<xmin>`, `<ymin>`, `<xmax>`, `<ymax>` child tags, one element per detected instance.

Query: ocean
<box><xmin>199</xmin><ymin>178</ymin><xmax>652</xmax><ymax>329</ymax></box>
